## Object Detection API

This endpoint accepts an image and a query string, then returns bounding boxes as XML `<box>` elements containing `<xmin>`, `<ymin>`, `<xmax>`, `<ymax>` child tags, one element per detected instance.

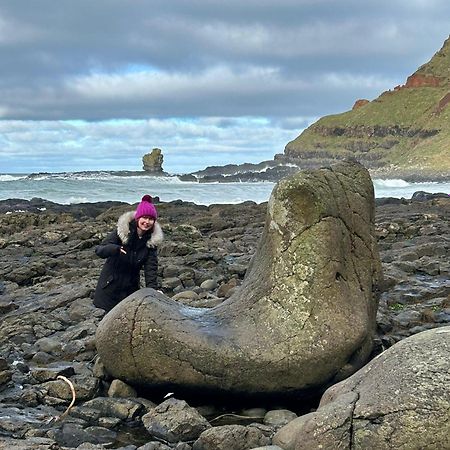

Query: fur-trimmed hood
<box><xmin>117</xmin><ymin>211</ymin><xmax>164</xmax><ymax>248</ymax></box>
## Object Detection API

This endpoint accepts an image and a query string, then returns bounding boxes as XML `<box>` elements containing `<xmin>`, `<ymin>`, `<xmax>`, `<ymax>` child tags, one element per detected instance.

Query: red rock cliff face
<box><xmin>405</xmin><ymin>74</ymin><xmax>442</xmax><ymax>88</ymax></box>
<box><xmin>352</xmin><ymin>99</ymin><xmax>370</xmax><ymax>110</ymax></box>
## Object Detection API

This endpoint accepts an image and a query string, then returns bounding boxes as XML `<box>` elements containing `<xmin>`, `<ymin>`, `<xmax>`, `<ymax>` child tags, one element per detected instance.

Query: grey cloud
<box><xmin>0</xmin><ymin>117</ymin><xmax>299</xmax><ymax>172</ymax></box>
<box><xmin>0</xmin><ymin>1</ymin><xmax>448</xmax><ymax>120</ymax></box>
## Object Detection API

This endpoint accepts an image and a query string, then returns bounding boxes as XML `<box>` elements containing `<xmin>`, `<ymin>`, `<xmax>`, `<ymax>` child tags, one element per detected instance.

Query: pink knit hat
<box><xmin>135</xmin><ymin>195</ymin><xmax>158</xmax><ymax>220</ymax></box>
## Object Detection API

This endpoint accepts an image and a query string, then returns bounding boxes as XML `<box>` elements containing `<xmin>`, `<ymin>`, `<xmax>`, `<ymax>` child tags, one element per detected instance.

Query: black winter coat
<box><xmin>93</xmin><ymin>211</ymin><xmax>164</xmax><ymax>312</ymax></box>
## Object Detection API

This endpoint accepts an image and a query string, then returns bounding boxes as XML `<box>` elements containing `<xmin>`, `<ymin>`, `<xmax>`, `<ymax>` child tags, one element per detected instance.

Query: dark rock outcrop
<box><xmin>96</xmin><ymin>161</ymin><xmax>382</xmax><ymax>395</ymax></box>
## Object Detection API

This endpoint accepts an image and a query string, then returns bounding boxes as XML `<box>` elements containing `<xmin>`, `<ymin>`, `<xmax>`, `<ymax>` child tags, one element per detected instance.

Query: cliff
<box><xmin>284</xmin><ymin>36</ymin><xmax>450</xmax><ymax>180</ymax></box>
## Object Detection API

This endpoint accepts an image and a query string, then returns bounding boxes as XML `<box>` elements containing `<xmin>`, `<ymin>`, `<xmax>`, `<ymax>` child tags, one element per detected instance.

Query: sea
<box><xmin>0</xmin><ymin>172</ymin><xmax>449</xmax><ymax>206</ymax></box>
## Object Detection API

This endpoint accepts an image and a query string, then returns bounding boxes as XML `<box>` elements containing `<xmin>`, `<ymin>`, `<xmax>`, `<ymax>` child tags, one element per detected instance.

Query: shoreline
<box><xmin>2</xmin><ymin>165</ymin><xmax>450</xmax><ymax>184</ymax></box>
<box><xmin>0</xmin><ymin>188</ymin><xmax>448</xmax><ymax>214</ymax></box>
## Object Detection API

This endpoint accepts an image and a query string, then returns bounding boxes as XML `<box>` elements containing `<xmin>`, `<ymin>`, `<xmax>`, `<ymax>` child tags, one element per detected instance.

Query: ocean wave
<box><xmin>0</xmin><ymin>174</ymin><xmax>28</xmax><ymax>182</ymax></box>
<box><xmin>25</xmin><ymin>171</ymin><xmax>187</xmax><ymax>183</ymax></box>
<box><xmin>67</xmin><ymin>197</ymin><xmax>89</xmax><ymax>204</ymax></box>
<box><xmin>373</xmin><ymin>179</ymin><xmax>410</xmax><ymax>188</ymax></box>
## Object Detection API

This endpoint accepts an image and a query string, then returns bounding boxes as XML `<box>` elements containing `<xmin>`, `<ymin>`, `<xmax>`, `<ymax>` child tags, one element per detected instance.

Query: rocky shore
<box><xmin>0</xmin><ymin>193</ymin><xmax>449</xmax><ymax>449</ymax></box>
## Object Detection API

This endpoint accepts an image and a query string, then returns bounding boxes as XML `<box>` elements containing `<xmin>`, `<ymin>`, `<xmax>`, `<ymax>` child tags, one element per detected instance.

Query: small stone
<box><xmin>98</xmin><ymin>416</ymin><xmax>122</xmax><ymax>428</ymax></box>
<box><xmin>142</xmin><ymin>398</ymin><xmax>210</xmax><ymax>443</ymax></box>
<box><xmin>161</xmin><ymin>277</ymin><xmax>182</xmax><ymax>290</ymax></box>
<box><xmin>31</xmin><ymin>351</ymin><xmax>54</xmax><ymax>365</ymax></box>
<box><xmin>193</xmin><ymin>424</ymin><xmax>271</xmax><ymax>450</ymax></box>
<box><xmin>83</xmin><ymin>397</ymin><xmax>143</xmax><ymax>420</ymax></box>
<box><xmin>0</xmin><ymin>369</ymin><xmax>13</xmax><ymax>385</ymax></box>
<box><xmin>264</xmin><ymin>409</ymin><xmax>298</xmax><ymax>427</ymax></box>
<box><xmin>217</xmin><ymin>278</ymin><xmax>238</xmax><ymax>298</ymax></box>
<box><xmin>30</xmin><ymin>364</ymin><xmax>75</xmax><ymax>382</ymax></box>
<box><xmin>93</xmin><ymin>357</ymin><xmax>108</xmax><ymax>379</ymax></box>
<box><xmin>172</xmin><ymin>290</ymin><xmax>200</xmax><ymax>303</ymax></box>
<box><xmin>200</xmin><ymin>279</ymin><xmax>218</xmax><ymax>290</ymax></box>
<box><xmin>108</xmin><ymin>379</ymin><xmax>137</xmax><ymax>398</ymax></box>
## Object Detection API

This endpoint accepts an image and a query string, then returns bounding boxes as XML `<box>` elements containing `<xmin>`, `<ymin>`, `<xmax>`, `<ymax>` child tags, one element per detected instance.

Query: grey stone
<box><xmin>251</xmin><ymin>447</ymin><xmax>283</xmax><ymax>450</ymax></box>
<box><xmin>30</xmin><ymin>364</ymin><xmax>75</xmax><ymax>383</ymax></box>
<box><xmin>172</xmin><ymin>291</ymin><xmax>200</xmax><ymax>303</ymax></box>
<box><xmin>200</xmin><ymin>279</ymin><xmax>218</xmax><ymax>290</ymax></box>
<box><xmin>264</xmin><ymin>409</ymin><xmax>297</xmax><ymax>428</ymax></box>
<box><xmin>83</xmin><ymin>397</ymin><xmax>143</xmax><ymax>420</ymax></box>
<box><xmin>142</xmin><ymin>398</ymin><xmax>210</xmax><ymax>443</ymax></box>
<box><xmin>192</xmin><ymin>424</ymin><xmax>271</xmax><ymax>450</ymax></box>
<box><xmin>108</xmin><ymin>379</ymin><xmax>137</xmax><ymax>398</ymax></box>
<box><xmin>51</xmin><ymin>423</ymin><xmax>116</xmax><ymax>447</ymax></box>
<box><xmin>42</xmin><ymin>374</ymin><xmax>99</xmax><ymax>401</ymax></box>
<box><xmin>137</xmin><ymin>442</ymin><xmax>171</xmax><ymax>450</ymax></box>
<box><xmin>161</xmin><ymin>277</ymin><xmax>182</xmax><ymax>290</ymax></box>
<box><xmin>286</xmin><ymin>327</ymin><xmax>450</xmax><ymax>450</ymax></box>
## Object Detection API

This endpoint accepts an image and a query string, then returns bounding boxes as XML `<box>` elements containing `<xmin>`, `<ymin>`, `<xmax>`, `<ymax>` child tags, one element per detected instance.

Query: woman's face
<box><xmin>137</xmin><ymin>216</ymin><xmax>155</xmax><ymax>233</ymax></box>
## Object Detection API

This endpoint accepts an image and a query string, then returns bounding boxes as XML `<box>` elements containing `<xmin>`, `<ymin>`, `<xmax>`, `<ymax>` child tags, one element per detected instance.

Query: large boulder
<box><xmin>277</xmin><ymin>326</ymin><xmax>450</xmax><ymax>450</ymax></box>
<box><xmin>96</xmin><ymin>161</ymin><xmax>381</xmax><ymax>394</ymax></box>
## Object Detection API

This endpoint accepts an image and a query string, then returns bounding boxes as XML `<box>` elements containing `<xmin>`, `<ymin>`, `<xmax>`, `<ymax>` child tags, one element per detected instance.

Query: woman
<box><xmin>93</xmin><ymin>195</ymin><xmax>163</xmax><ymax>312</ymax></box>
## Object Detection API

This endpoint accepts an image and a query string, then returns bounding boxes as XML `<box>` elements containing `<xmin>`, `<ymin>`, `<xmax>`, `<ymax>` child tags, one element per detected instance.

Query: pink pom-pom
<box><xmin>142</xmin><ymin>194</ymin><xmax>153</xmax><ymax>203</ymax></box>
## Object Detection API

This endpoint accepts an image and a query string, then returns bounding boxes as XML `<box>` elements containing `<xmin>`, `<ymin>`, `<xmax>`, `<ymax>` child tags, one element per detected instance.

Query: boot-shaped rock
<box><xmin>96</xmin><ymin>161</ymin><xmax>382</xmax><ymax>395</ymax></box>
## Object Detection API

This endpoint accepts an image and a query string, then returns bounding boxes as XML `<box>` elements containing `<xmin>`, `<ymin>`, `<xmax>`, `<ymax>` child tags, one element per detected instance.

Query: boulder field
<box><xmin>0</xmin><ymin>167</ymin><xmax>448</xmax><ymax>449</ymax></box>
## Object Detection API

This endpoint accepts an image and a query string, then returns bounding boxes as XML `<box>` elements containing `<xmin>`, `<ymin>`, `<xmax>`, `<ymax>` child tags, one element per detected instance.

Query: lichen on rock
<box><xmin>96</xmin><ymin>161</ymin><xmax>382</xmax><ymax>395</ymax></box>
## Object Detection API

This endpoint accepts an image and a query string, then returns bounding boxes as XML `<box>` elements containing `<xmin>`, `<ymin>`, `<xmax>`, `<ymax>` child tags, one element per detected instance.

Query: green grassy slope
<box><xmin>285</xmin><ymin>36</ymin><xmax>450</xmax><ymax>178</ymax></box>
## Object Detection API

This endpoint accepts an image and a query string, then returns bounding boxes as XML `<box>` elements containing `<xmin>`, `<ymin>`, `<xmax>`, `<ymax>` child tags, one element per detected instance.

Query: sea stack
<box><xmin>142</xmin><ymin>148</ymin><xmax>164</xmax><ymax>174</ymax></box>
<box><xmin>96</xmin><ymin>161</ymin><xmax>382</xmax><ymax>396</ymax></box>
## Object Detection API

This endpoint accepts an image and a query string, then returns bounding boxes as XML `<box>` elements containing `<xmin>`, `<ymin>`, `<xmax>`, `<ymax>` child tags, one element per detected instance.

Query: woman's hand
<box><xmin>119</xmin><ymin>247</ymin><xmax>127</xmax><ymax>254</ymax></box>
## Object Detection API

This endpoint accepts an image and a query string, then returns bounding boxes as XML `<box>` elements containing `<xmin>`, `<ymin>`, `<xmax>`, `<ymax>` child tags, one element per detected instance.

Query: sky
<box><xmin>0</xmin><ymin>0</ymin><xmax>449</xmax><ymax>174</ymax></box>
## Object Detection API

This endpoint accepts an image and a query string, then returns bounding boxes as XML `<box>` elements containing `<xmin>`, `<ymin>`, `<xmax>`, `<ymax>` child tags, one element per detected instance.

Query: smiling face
<box><xmin>137</xmin><ymin>216</ymin><xmax>155</xmax><ymax>235</ymax></box>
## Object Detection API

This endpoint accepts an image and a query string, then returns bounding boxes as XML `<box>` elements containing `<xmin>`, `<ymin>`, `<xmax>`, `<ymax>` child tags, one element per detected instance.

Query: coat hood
<box><xmin>117</xmin><ymin>211</ymin><xmax>163</xmax><ymax>248</ymax></box>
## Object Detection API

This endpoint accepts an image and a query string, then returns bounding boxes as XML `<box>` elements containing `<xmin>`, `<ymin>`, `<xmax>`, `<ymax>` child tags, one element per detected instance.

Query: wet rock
<box><xmin>264</xmin><ymin>409</ymin><xmax>297</xmax><ymax>428</ymax></box>
<box><xmin>0</xmin><ymin>300</ymin><xmax>18</xmax><ymax>314</ymax></box>
<box><xmin>30</xmin><ymin>364</ymin><xmax>75</xmax><ymax>382</ymax></box>
<box><xmin>216</xmin><ymin>278</ymin><xmax>238</xmax><ymax>298</ymax></box>
<box><xmin>50</xmin><ymin>422</ymin><xmax>116</xmax><ymax>447</ymax></box>
<box><xmin>0</xmin><ymin>367</ymin><xmax>12</xmax><ymax>387</ymax></box>
<box><xmin>411</xmin><ymin>191</ymin><xmax>449</xmax><ymax>201</ymax></box>
<box><xmin>161</xmin><ymin>277</ymin><xmax>182</xmax><ymax>291</ymax></box>
<box><xmin>83</xmin><ymin>397</ymin><xmax>143</xmax><ymax>420</ymax></box>
<box><xmin>0</xmin><ymin>436</ymin><xmax>59</xmax><ymax>449</ymax></box>
<box><xmin>142</xmin><ymin>398</ymin><xmax>211</xmax><ymax>443</ymax></box>
<box><xmin>392</xmin><ymin>310</ymin><xmax>422</xmax><ymax>327</ymax></box>
<box><xmin>42</xmin><ymin>374</ymin><xmax>99</xmax><ymax>402</ymax></box>
<box><xmin>193</xmin><ymin>424</ymin><xmax>271</xmax><ymax>450</ymax></box>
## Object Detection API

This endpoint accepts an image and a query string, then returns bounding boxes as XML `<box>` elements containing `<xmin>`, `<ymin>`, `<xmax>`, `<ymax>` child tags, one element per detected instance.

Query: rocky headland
<box><xmin>180</xmin><ymin>36</ymin><xmax>450</xmax><ymax>184</ymax></box>
<box><xmin>0</xmin><ymin>175</ymin><xmax>449</xmax><ymax>449</ymax></box>
<box><xmin>281</xmin><ymin>36</ymin><xmax>450</xmax><ymax>182</ymax></box>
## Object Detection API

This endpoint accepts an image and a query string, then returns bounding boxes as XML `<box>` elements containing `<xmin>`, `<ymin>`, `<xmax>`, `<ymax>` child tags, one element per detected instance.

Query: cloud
<box><xmin>0</xmin><ymin>0</ymin><xmax>449</xmax><ymax>172</ymax></box>
<box><xmin>0</xmin><ymin>117</ymin><xmax>306</xmax><ymax>173</ymax></box>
